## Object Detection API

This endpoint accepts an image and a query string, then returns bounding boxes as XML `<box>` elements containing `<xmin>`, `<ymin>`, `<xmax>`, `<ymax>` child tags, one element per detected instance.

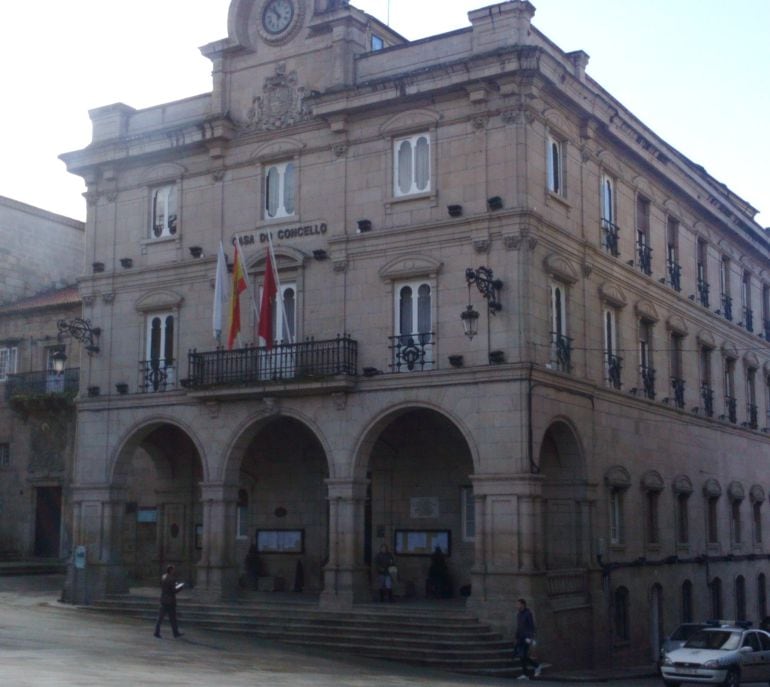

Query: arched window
<box><xmin>614</xmin><ymin>586</ymin><xmax>630</xmax><ymax>642</ymax></box>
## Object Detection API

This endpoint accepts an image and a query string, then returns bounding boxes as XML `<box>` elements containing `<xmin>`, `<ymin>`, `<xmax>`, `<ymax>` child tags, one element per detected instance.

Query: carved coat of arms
<box><xmin>242</xmin><ymin>63</ymin><xmax>313</xmax><ymax>131</ymax></box>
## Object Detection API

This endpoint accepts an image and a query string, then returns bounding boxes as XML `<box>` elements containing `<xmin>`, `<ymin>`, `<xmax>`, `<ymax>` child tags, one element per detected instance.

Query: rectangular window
<box><xmin>732</xmin><ymin>500</ymin><xmax>742</xmax><ymax>545</ymax></box>
<box><xmin>742</xmin><ymin>272</ymin><xmax>753</xmax><ymax>331</ymax></box>
<box><xmin>697</xmin><ymin>239</ymin><xmax>710</xmax><ymax>307</ymax></box>
<box><xmin>143</xmin><ymin>313</ymin><xmax>175</xmax><ymax>392</ymax></box>
<box><xmin>151</xmin><ymin>184</ymin><xmax>177</xmax><ymax>239</ymax></box>
<box><xmin>754</xmin><ymin>502</ymin><xmax>763</xmax><ymax>545</ymax></box>
<box><xmin>636</xmin><ymin>195</ymin><xmax>652</xmax><ymax>275</ymax></box>
<box><xmin>45</xmin><ymin>345</ymin><xmax>66</xmax><ymax>393</ymax></box>
<box><xmin>0</xmin><ymin>443</ymin><xmax>9</xmax><ymax>468</ymax></box>
<box><xmin>763</xmin><ymin>285</ymin><xmax>770</xmax><ymax>339</ymax></box>
<box><xmin>461</xmin><ymin>486</ymin><xmax>475</xmax><ymax>542</ymax></box>
<box><xmin>676</xmin><ymin>493</ymin><xmax>689</xmax><ymax>545</ymax></box>
<box><xmin>546</xmin><ymin>134</ymin><xmax>563</xmax><ymax>195</ymax></box>
<box><xmin>609</xmin><ymin>488</ymin><xmax>624</xmax><ymax>545</ymax></box>
<box><xmin>671</xmin><ymin>333</ymin><xmax>685</xmax><ymax>408</ymax></box>
<box><xmin>265</xmin><ymin>161</ymin><xmax>296</xmax><ymax>219</ymax></box>
<box><xmin>604</xmin><ymin>308</ymin><xmax>621</xmax><ymax>389</ymax></box>
<box><xmin>639</xmin><ymin>320</ymin><xmax>655</xmax><ymax>399</ymax></box>
<box><xmin>600</xmin><ymin>175</ymin><xmax>619</xmax><ymax>256</ymax></box>
<box><xmin>724</xmin><ymin>358</ymin><xmax>736</xmax><ymax>422</ymax></box>
<box><xmin>720</xmin><ymin>256</ymin><xmax>733</xmax><ymax>321</ymax></box>
<box><xmin>394</xmin><ymin>133</ymin><xmax>431</xmax><ymax>197</ymax></box>
<box><xmin>551</xmin><ymin>283</ymin><xmax>570</xmax><ymax>371</ymax></box>
<box><xmin>667</xmin><ymin>218</ymin><xmax>681</xmax><ymax>291</ymax></box>
<box><xmin>646</xmin><ymin>491</ymin><xmax>659</xmax><ymax>545</ymax></box>
<box><xmin>0</xmin><ymin>347</ymin><xmax>18</xmax><ymax>382</ymax></box>
<box><xmin>371</xmin><ymin>34</ymin><xmax>384</xmax><ymax>51</ymax></box>
<box><xmin>707</xmin><ymin>497</ymin><xmax>719</xmax><ymax>544</ymax></box>
<box><xmin>747</xmin><ymin>368</ymin><xmax>758</xmax><ymax>429</ymax></box>
<box><xmin>392</xmin><ymin>280</ymin><xmax>433</xmax><ymax>371</ymax></box>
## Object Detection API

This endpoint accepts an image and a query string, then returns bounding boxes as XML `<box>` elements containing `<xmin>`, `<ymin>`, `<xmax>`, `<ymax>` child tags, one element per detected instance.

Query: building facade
<box><xmin>60</xmin><ymin>0</ymin><xmax>770</xmax><ymax>668</ymax></box>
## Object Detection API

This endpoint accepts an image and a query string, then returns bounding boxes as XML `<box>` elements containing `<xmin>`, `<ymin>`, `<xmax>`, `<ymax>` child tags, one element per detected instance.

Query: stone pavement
<box><xmin>0</xmin><ymin>574</ymin><xmax>658</xmax><ymax>686</ymax></box>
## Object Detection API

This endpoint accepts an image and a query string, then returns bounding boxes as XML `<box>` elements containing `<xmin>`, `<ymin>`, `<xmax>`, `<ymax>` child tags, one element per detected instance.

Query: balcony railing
<box><xmin>184</xmin><ymin>335</ymin><xmax>358</xmax><ymax>389</ymax></box>
<box><xmin>667</xmin><ymin>260</ymin><xmax>682</xmax><ymax>292</ymax></box>
<box><xmin>747</xmin><ymin>403</ymin><xmax>758</xmax><ymax>430</ymax></box>
<box><xmin>671</xmin><ymin>377</ymin><xmax>685</xmax><ymax>409</ymax></box>
<box><xmin>551</xmin><ymin>332</ymin><xmax>572</xmax><ymax>372</ymax></box>
<box><xmin>4</xmin><ymin>368</ymin><xmax>80</xmax><ymax>400</ymax></box>
<box><xmin>637</xmin><ymin>243</ymin><xmax>652</xmax><ymax>276</ymax></box>
<box><xmin>743</xmin><ymin>307</ymin><xmax>754</xmax><ymax>333</ymax></box>
<box><xmin>724</xmin><ymin>395</ymin><xmax>737</xmax><ymax>424</ymax></box>
<box><xmin>640</xmin><ymin>365</ymin><xmax>656</xmax><ymax>400</ymax></box>
<box><xmin>389</xmin><ymin>332</ymin><xmax>434</xmax><ymax>372</ymax></box>
<box><xmin>606</xmin><ymin>353</ymin><xmax>622</xmax><ymax>390</ymax></box>
<box><xmin>602</xmin><ymin>220</ymin><xmax>620</xmax><ymax>257</ymax></box>
<box><xmin>697</xmin><ymin>278</ymin><xmax>710</xmax><ymax>308</ymax></box>
<box><xmin>140</xmin><ymin>359</ymin><xmax>176</xmax><ymax>393</ymax></box>
<box><xmin>722</xmin><ymin>294</ymin><xmax>733</xmax><ymax>321</ymax></box>
<box><xmin>701</xmin><ymin>384</ymin><xmax>714</xmax><ymax>418</ymax></box>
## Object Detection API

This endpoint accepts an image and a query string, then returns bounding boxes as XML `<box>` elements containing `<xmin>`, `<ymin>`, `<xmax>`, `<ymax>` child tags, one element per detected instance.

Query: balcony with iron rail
<box><xmin>182</xmin><ymin>335</ymin><xmax>358</xmax><ymax>398</ymax></box>
<box><xmin>724</xmin><ymin>395</ymin><xmax>737</xmax><ymax>424</ymax></box>
<box><xmin>742</xmin><ymin>307</ymin><xmax>754</xmax><ymax>333</ymax></box>
<box><xmin>637</xmin><ymin>243</ymin><xmax>653</xmax><ymax>276</ymax></box>
<box><xmin>606</xmin><ymin>353</ymin><xmax>622</xmax><ymax>390</ymax></box>
<box><xmin>701</xmin><ymin>384</ymin><xmax>714</xmax><ymax>418</ymax></box>
<box><xmin>4</xmin><ymin>368</ymin><xmax>80</xmax><ymax>412</ymax></box>
<box><xmin>640</xmin><ymin>365</ymin><xmax>655</xmax><ymax>400</ymax></box>
<box><xmin>746</xmin><ymin>403</ymin><xmax>758</xmax><ymax>430</ymax></box>
<box><xmin>601</xmin><ymin>220</ymin><xmax>620</xmax><ymax>257</ymax></box>
<box><xmin>550</xmin><ymin>332</ymin><xmax>572</xmax><ymax>373</ymax></box>
<box><xmin>389</xmin><ymin>333</ymin><xmax>434</xmax><ymax>372</ymax></box>
<box><xmin>697</xmin><ymin>278</ymin><xmax>710</xmax><ymax>308</ymax></box>
<box><xmin>721</xmin><ymin>294</ymin><xmax>733</xmax><ymax>322</ymax></box>
<box><xmin>667</xmin><ymin>259</ymin><xmax>682</xmax><ymax>292</ymax></box>
<box><xmin>671</xmin><ymin>377</ymin><xmax>685</xmax><ymax>409</ymax></box>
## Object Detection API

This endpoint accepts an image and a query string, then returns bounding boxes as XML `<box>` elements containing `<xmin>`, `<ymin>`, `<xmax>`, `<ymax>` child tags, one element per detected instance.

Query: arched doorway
<box><xmin>113</xmin><ymin>423</ymin><xmax>203</xmax><ymax>586</ymax></box>
<box><xmin>235</xmin><ymin>416</ymin><xmax>329</xmax><ymax>593</ymax></box>
<box><xmin>538</xmin><ymin>420</ymin><xmax>588</xmax><ymax>569</ymax></box>
<box><xmin>363</xmin><ymin>408</ymin><xmax>474</xmax><ymax>601</ymax></box>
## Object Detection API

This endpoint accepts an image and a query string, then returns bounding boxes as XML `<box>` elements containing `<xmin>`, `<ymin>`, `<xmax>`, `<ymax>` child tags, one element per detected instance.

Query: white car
<box><xmin>660</xmin><ymin>625</ymin><xmax>770</xmax><ymax>687</ymax></box>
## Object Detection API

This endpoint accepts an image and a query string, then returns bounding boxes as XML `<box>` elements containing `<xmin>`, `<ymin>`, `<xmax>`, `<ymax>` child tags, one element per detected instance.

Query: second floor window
<box><xmin>671</xmin><ymin>334</ymin><xmax>684</xmax><ymax>408</ymax></box>
<box><xmin>601</xmin><ymin>175</ymin><xmax>619</xmax><ymax>256</ymax></box>
<box><xmin>604</xmin><ymin>308</ymin><xmax>621</xmax><ymax>389</ymax></box>
<box><xmin>707</xmin><ymin>496</ymin><xmax>720</xmax><ymax>544</ymax></box>
<box><xmin>636</xmin><ymin>195</ymin><xmax>651</xmax><ymax>275</ymax></box>
<box><xmin>676</xmin><ymin>492</ymin><xmax>690</xmax><ymax>545</ymax></box>
<box><xmin>392</xmin><ymin>280</ymin><xmax>433</xmax><ymax>371</ymax></box>
<box><xmin>546</xmin><ymin>134</ymin><xmax>563</xmax><ymax>195</ymax></box>
<box><xmin>609</xmin><ymin>487</ymin><xmax>625</xmax><ymax>545</ymax></box>
<box><xmin>754</xmin><ymin>501</ymin><xmax>763</xmax><ymax>545</ymax></box>
<box><xmin>720</xmin><ymin>256</ymin><xmax>732</xmax><ymax>320</ymax></box>
<box><xmin>394</xmin><ymin>133</ymin><xmax>430</xmax><ymax>197</ymax></box>
<box><xmin>724</xmin><ymin>358</ymin><xmax>736</xmax><ymax>422</ymax></box>
<box><xmin>151</xmin><ymin>184</ymin><xmax>177</xmax><ymax>239</ymax></box>
<box><xmin>742</xmin><ymin>272</ymin><xmax>753</xmax><ymax>331</ymax></box>
<box><xmin>697</xmin><ymin>238</ymin><xmax>709</xmax><ymax>307</ymax></box>
<box><xmin>551</xmin><ymin>283</ymin><xmax>570</xmax><ymax>371</ymax></box>
<box><xmin>0</xmin><ymin>346</ymin><xmax>18</xmax><ymax>382</ymax></box>
<box><xmin>732</xmin><ymin>498</ymin><xmax>743</xmax><ymax>545</ymax></box>
<box><xmin>666</xmin><ymin>217</ymin><xmax>681</xmax><ymax>291</ymax></box>
<box><xmin>144</xmin><ymin>313</ymin><xmax>175</xmax><ymax>392</ymax></box>
<box><xmin>265</xmin><ymin>161</ymin><xmax>296</xmax><ymax>219</ymax></box>
<box><xmin>639</xmin><ymin>319</ymin><xmax>655</xmax><ymax>398</ymax></box>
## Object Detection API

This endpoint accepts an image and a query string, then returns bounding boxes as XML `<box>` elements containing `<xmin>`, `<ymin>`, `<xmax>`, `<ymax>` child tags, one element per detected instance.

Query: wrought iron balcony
<box><xmin>667</xmin><ymin>260</ymin><xmax>682</xmax><ymax>292</ymax></box>
<box><xmin>697</xmin><ymin>278</ymin><xmax>710</xmax><ymax>308</ymax></box>
<box><xmin>389</xmin><ymin>332</ymin><xmax>434</xmax><ymax>372</ymax></box>
<box><xmin>140</xmin><ymin>359</ymin><xmax>176</xmax><ymax>393</ymax></box>
<box><xmin>747</xmin><ymin>403</ymin><xmax>758</xmax><ymax>430</ymax></box>
<box><xmin>637</xmin><ymin>243</ymin><xmax>653</xmax><ymax>276</ymax></box>
<box><xmin>4</xmin><ymin>368</ymin><xmax>80</xmax><ymax>401</ymax></box>
<box><xmin>725</xmin><ymin>395</ymin><xmax>737</xmax><ymax>424</ymax></box>
<box><xmin>184</xmin><ymin>335</ymin><xmax>358</xmax><ymax>389</ymax></box>
<box><xmin>743</xmin><ymin>307</ymin><xmax>754</xmax><ymax>333</ymax></box>
<box><xmin>551</xmin><ymin>332</ymin><xmax>572</xmax><ymax>372</ymax></box>
<box><xmin>671</xmin><ymin>377</ymin><xmax>685</xmax><ymax>409</ymax></box>
<box><xmin>640</xmin><ymin>365</ymin><xmax>656</xmax><ymax>400</ymax></box>
<box><xmin>722</xmin><ymin>294</ymin><xmax>733</xmax><ymax>321</ymax></box>
<box><xmin>602</xmin><ymin>220</ymin><xmax>620</xmax><ymax>257</ymax></box>
<box><xmin>701</xmin><ymin>384</ymin><xmax>714</xmax><ymax>418</ymax></box>
<box><xmin>606</xmin><ymin>353</ymin><xmax>622</xmax><ymax>390</ymax></box>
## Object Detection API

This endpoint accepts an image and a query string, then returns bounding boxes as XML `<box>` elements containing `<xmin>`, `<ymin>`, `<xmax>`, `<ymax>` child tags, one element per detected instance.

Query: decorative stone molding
<box><xmin>666</xmin><ymin>315</ymin><xmax>688</xmax><ymax>336</ymax></box>
<box><xmin>332</xmin><ymin>259</ymin><xmax>348</xmax><ymax>273</ymax></box>
<box><xmin>543</xmin><ymin>108</ymin><xmax>570</xmax><ymax>136</ymax></box>
<box><xmin>205</xmin><ymin>401</ymin><xmax>220</xmax><ymax>419</ymax></box>
<box><xmin>84</xmin><ymin>190</ymin><xmax>100</xmax><ymax>206</ymax></box>
<box><xmin>473</xmin><ymin>239</ymin><xmax>490</xmax><ymax>254</ymax></box>
<box><xmin>750</xmin><ymin>484</ymin><xmax>766</xmax><ymax>504</ymax></box>
<box><xmin>582</xmin><ymin>262</ymin><xmax>593</xmax><ymax>278</ymax></box>
<box><xmin>728</xmin><ymin>481</ymin><xmax>745</xmax><ymax>502</ymax></box>
<box><xmin>332</xmin><ymin>143</ymin><xmax>348</xmax><ymax>158</ymax></box>
<box><xmin>239</xmin><ymin>63</ymin><xmax>313</xmax><ymax>132</ymax></box>
<box><xmin>672</xmin><ymin>474</ymin><xmax>693</xmax><ymax>495</ymax></box>
<box><xmin>605</xmin><ymin>465</ymin><xmax>631</xmax><ymax>489</ymax></box>
<box><xmin>332</xmin><ymin>393</ymin><xmax>347</xmax><ymax>410</ymax></box>
<box><xmin>543</xmin><ymin>253</ymin><xmax>578</xmax><ymax>284</ymax></box>
<box><xmin>101</xmin><ymin>292</ymin><xmax>115</xmax><ymax>304</ymax></box>
<box><xmin>380</xmin><ymin>108</ymin><xmax>440</xmax><ymax>136</ymax></box>
<box><xmin>134</xmin><ymin>290</ymin><xmax>184</xmax><ymax>312</ymax></box>
<box><xmin>379</xmin><ymin>254</ymin><xmax>443</xmax><ymax>281</ymax></box>
<box><xmin>697</xmin><ymin>329</ymin><xmax>716</xmax><ymax>349</ymax></box>
<box><xmin>744</xmin><ymin>352</ymin><xmax>759</xmax><ymax>369</ymax></box>
<box><xmin>212</xmin><ymin>169</ymin><xmax>226</xmax><ymax>182</ymax></box>
<box><xmin>721</xmin><ymin>341</ymin><xmax>738</xmax><ymax>360</ymax></box>
<box><xmin>596</xmin><ymin>149</ymin><xmax>622</xmax><ymax>177</ymax></box>
<box><xmin>145</xmin><ymin>163</ymin><xmax>187</xmax><ymax>184</ymax></box>
<box><xmin>635</xmin><ymin>299</ymin><xmax>659</xmax><ymax>323</ymax></box>
<box><xmin>703</xmin><ymin>478</ymin><xmax>722</xmax><ymax>499</ymax></box>
<box><xmin>248</xmin><ymin>136</ymin><xmax>305</xmax><ymax>162</ymax></box>
<box><xmin>505</xmin><ymin>228</ymin><xmax>537</xmax><ymax>252</ymax></box>
<box><xmin>106</xmin><ymin>191</ymin><xmax>118</xmax><ymax>203</ymax></box>
<box><xmin>599</xmin><ymin>282</ymin><xmax>627</xmax><ymax>308</ymax></box>
<box><xmin>641</xmin><ymin>470</ymin><xmax>664</xmax><ymax>492</ymax></box>
<box><xmin>471</xmin><ymin>115</ymin><xmax>488</xmax><ymax>130</ymax></box>
<box><xmin>82</xmin><ymin>295</ymin><xmax>95</xmax><ymax>306</ymax></box>
<box><xmin>501</xmin><ymin>107</ymin><xmax>535</xmax><ymax>126</ymax></box>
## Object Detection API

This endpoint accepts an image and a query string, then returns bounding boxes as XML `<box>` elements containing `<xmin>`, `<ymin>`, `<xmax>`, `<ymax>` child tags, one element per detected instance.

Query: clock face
<box><xmin>262</xmin><ymin>0</ymin><xmax>295</xmax><ymax>35</ymax></box>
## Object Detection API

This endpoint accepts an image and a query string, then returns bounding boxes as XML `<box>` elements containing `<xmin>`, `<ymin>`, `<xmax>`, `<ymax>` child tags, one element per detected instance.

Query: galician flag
<box><xmin>257</xmin><ymin>245</ymin><xmax>278</xmax><ymax>350</ymax></box>
<box><xmin>212</xmin><ymin>241</ymin><xmax>231</xmax><ymax>342</ymax></box>
<box><xmin>227</xmin><ymin>241</ymin><xmax>248</xmax><ymax>350</ymax></box>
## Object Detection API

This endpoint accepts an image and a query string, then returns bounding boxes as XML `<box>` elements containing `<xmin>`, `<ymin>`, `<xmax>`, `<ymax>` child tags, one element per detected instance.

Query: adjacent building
<box><xmin>59</xmin><ymin>0</ymin><xmax>770</xmax><ymax>668</ymax></box>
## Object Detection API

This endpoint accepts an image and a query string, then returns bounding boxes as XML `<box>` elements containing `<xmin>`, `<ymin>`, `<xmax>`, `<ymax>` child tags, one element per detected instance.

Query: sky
<box><xmin>1</xmin><ymin>0</ymin><xmax>768</xmax><ymax>227</ymax></box>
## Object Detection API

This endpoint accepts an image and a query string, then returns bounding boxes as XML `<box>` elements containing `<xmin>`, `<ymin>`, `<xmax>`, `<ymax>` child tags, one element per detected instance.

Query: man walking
<box><xmin>515</xmin><ymin>598</ymin><xmax>542</xmax><ymax>679</ymax></box>
<box><xmin>154</xmin><ymin>564</ymin><xmax>184</xmax><ymax>638</ymax></box>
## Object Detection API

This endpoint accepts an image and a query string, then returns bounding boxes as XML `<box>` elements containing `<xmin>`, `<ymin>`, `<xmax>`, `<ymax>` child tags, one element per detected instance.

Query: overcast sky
<box><xmin>1</xmin><ymin>0</ymin><xmax>767</xmax><ymax>227</ymax></box>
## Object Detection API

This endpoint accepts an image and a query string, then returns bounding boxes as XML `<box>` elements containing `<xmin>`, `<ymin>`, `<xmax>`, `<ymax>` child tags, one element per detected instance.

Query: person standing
<box><xmin>374</xmin><ymin>544</ymin><xmax>395</xmax><ymax>602</ymax></box>
<box><xmin>154</xmin><ymin>564</ymin><xmax>183</xmax><ymax>638</ymax></box>
<box><xmin>515</xmin><ymin>598</ymin><xmax>542</xmax><ymax>679</ymax></box>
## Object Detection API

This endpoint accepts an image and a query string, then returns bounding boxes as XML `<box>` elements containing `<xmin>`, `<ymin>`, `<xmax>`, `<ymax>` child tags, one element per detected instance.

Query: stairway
<box><xmin>82</xmin><ymin>594</ymin><xmax>519</xmax><ymax>677</ymax></box>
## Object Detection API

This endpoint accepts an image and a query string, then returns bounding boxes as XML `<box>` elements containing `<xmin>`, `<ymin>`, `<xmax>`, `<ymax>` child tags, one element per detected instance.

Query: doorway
<box><xmin>34</xmin><ymin>486</ymin><xmax>62</xmax><ymax>557</ymax></box>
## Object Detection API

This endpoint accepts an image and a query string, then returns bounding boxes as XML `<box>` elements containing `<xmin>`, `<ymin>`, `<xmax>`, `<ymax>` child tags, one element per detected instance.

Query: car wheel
<box><xmin>723</xmin><ymin>669</ymin><xmax>740</xmax><ymax>687</ymax></box>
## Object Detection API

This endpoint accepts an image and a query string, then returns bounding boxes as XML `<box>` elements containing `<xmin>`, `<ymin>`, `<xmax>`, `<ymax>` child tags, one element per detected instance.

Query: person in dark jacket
<box><xmin>374</xmin><ymin>544</ymin><xmax>395</xmax><ymax>602</ymax></box>
<box><xmin>515</xmin><ymin>598</ymin><xmax>542</xmax><ymax>679</ymax></box>
<box><xmin>154</xmin><ymin>564</ymin><xmax>183</xmax><ymax>638</ymax></box>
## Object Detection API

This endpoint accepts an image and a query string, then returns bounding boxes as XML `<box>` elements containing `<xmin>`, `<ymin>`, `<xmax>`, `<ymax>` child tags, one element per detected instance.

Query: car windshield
<box><xmin>671</xmin><ymin>625</ymin><xmax>704</xmax><ymax>641</ymax></box>
<box><xmin>685</xmin><ymin>630</ymin><xmax>741</xmax><ymax>651</ymax></box>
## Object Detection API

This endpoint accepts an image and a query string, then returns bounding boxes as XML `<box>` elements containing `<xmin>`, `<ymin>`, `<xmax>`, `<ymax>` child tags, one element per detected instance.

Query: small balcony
<box><xmin>667</xmin><ymin>260</ymin><xmax>682</xmax><ymax>292</ymax></box>
<box><xmin>746</xmin><ymin>404</ymin><xmax>758</xmax><ymax>430</ymax></box>
<box><xmin>637</xmin><ymin>243</ymin><xmax>653</xmax><ymax>276</ymax></box>
<box><xmin>606</xmin><ymin>353</ymin><xmax>622</xmax><ymax>390</ymax></box>
<box><xmin>4</xmin><ymin>368</ymin><xmax>80</xmax><ymax>412</ymax></box>
<box><xmin>389</xmin><ymin>333</ymin><xmax>434</xmax><ymax>372</ymax></box>
<box><xmin>640</xmin><ymin>365</ymin><xmax>656</xmax><ymax>400</ymax></box>
<box><xmin>551</xmin><ymin>332</ymin><xmax>572</xmax><ymax>372</ymax></box>
<box><xmin>184</xmin><ymin>336</ymin><xmax>358</xmax><ymax>393</ymax></box>
<box><xmin>140</xmin><ymin>359</ymin><xmax>176</xmax><ymax>393</ymax></box>
<box><xmin>721</xmin><ymin>294</ymin><xmax>733</xmax><ymax>322</ymax></box>
<box><xmin>743</xmin><ymin>307</ymin><xmax>754</xmax><ymax>333</ymax></box>
<box><xmin>697</xmin><ymin>279</ymin><xmax>710</xmax><ymax>308</ymax></box>
<box><xmin>724</xmin><ymin>395</ymin><xmax>737</xmax><ymax>424</ymax></box>
<box><xmin>671</xmin><ymin>377</ymin><xmax>685</xmax><ymax>409</ymax></box>
<box><xmin>601</xmin><ymin>220</ymin><xmax>620</xmax><ymax>257</ymax></box>
<box><xmin>701</xmin><ymin>384</ymin><xmax>714</xmax><ymax>418</ymax></box>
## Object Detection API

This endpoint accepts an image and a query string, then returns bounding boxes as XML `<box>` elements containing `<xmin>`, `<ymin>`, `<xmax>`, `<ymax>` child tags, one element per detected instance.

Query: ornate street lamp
<box><xmin>57</xmin><ymin>318</ymin><xmax>101</xmax><ymax>355</ymax></box>
<box><xmin>460</xmin><ymin>304</ymin><xmax>480</xmax><ymax>340</ymax></box>
<box><xmin>51</xmin><ymin>350</ymin><xmax>68</xmax><ymax>375</ymax></box>
<box><xmin>461</xmin><ymin>266</ymin><xmax>503</xmax><ymax>339</ymax></box>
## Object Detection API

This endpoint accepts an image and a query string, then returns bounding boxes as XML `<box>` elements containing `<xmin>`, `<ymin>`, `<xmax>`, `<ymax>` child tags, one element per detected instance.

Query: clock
<box><xmin>262</xmin><ymin>0</ymin><xmax>295</xmax><ymax>35</ymax></box>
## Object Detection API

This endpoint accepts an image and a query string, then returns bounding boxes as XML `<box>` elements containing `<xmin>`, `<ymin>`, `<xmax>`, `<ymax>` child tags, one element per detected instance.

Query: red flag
<box><xmin>226</xmin><ymin>242</ymin><xmax>248</xmax><ymax>350</ymax></box>
<box><xmin>258</xmin><ymin>247</ymin><xmax>278</xmax><ymax>349</ymax></box>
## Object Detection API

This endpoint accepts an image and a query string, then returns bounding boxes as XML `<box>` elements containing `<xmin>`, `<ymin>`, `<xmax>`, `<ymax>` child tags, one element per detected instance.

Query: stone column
<box><xmin>195</xmin><ymin>482</ymin><xmax>239</xmax><ymax>601</ymax></box>
<box><xmin>320</xmin><ymin>478</ymin><xmax>369</xmax><ymax>608</ymax></box>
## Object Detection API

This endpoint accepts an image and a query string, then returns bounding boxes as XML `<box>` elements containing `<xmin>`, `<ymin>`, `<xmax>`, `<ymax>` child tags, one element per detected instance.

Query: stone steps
<box><xmin>0</xmin><ymin>559</ymin><xmax>66</xmax><ymax>576</ymax></box>
<box><xmin>83</xmin><ymin>595</ymin><xmax>520</xmax><ymax>677</ymax></box>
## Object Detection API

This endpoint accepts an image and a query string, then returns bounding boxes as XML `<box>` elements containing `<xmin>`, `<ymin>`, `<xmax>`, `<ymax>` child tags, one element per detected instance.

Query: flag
<box><xmin>227</xmin><ymin>241</ymin><xmax>248</xmax><ymax>350</ymax></box>
<box><xmin>212</xmin><ymin>241</ymin><xmax>230</xmax><ymax>342</ymax></box>
<box><xmin>257</xmin><ymin>244</ymin><xmax>278</xmax><ymax>350</ymax></box>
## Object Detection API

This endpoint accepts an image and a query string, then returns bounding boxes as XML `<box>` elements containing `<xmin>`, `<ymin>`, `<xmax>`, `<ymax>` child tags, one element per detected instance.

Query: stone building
<box><xmin>59</xmin><ymin>0</ymin><xmax>770</xmax><ymax>669</ymax></box>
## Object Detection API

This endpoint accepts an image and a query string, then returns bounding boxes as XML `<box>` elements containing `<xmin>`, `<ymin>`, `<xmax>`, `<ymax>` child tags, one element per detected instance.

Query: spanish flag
<box><xmin>227</xmin><ymin>241</ymin><xmax>248</xmax><ymax>350</ymax></box>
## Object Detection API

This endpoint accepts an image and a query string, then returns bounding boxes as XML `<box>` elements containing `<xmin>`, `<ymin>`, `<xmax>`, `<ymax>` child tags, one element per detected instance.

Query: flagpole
<box><xmin>234</xmin><ymin>239</ymin><xmax>260</xmax><ymax>344</ymax></box>
<box><xmin>265</xmin><ymin>232</ymin><xmax>293</xmax><ymax>344</ymax></box>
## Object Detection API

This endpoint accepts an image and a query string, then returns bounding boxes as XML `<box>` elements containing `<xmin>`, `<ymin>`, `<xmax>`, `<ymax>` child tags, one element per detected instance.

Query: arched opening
<box><xmin>363</xmin><ymin>407</ymin><xmax>474</xmax><ymax>601</ymax></box>
<box><xmin>235</xmin><ymin>416</ymin><xmax>329</xmax><ymax>593</ymax></box>
<box><xmin>538</xmin><ymin>420</ymin><xmax>588</xmax><ymax>569</ymax></box>
<box><xmin>114</xmin><ymin>423</ymin><xmax>203</xmax><ymax>586</ymax></box>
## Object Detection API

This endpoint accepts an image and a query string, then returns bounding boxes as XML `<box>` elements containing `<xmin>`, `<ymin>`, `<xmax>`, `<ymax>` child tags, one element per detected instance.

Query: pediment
<box><xmin>697</xmin><ymin>329</ymin><xmax>716</xmax><ymax>348</ymax></box>
<box><xmin>605</xmin><ymin>465</ymin><xmax>631</xmax><ymax>489</ymax></box>
<box><xmin>750</xmin><ymin>484</ymin><xmax>766</xmax><ymax>503</ymax></box>
<box><xmin>635</xmin><ymin>299</ymin><xmax>659</xmax><ymax>323</ymax></box>
<box><xmin>721</xmin><ymin>340</ymin><xmax>738</xmax><ymax>359</ymax></box>
<box><xmin>135</xmin><ymin>290</ymin><xmax>184</xmax><ymax>312</ymax></box>
<box><xmin>145</xmin><ymin>163</ymin><xmax>188</xmax><ymax>184</ymax></box>
<box><xmin>249</xmin><ymin>137</ymin><xmax>305</xmax><ymax>161</ymax></box>
<box><xmin>246</xmin><ymin>245</ymin><xmax>307</xmax><ymax>272</ymax></box>
<box><xmin>744</xmin><ymin>351</ymin><xmax>759</xmax><ymax>369</ymax></box>
<box><xmin>543</xmin><ymin>108</ymin><xmax>570</xmax><ymax>135</ymax></box>
<box><xmin>380</xmin><ymin>109</ymin><xmax>441</xmax><ymax>136</ymax></box>
<box><xmin>543</xmin><ymin>253</ymin><xmax>578</xmax><ymax>284</ymax></box>
<box><xmin>641</xmin><ymin>470</ymin><xmax>664</xmax><ymax>493</ymax></box>
<box><xmin>379</xmin><ymin>254</ymin><xmax>443</xmax><ymax>281</ymax></box>
<box><xmin>728</xmin><ymin>481</ymin><xmax>745</xmax><ymax>502</ymax></box>
<box><xmin>666</xmin><ymin>314</ymin><xmax>688</xmax><ymax>336</ymax></box>
<box><xmin>703</xmin><ymin>478</ymin><xmax>722</xmax><ymax>498</ymax></box>
<box><xmin>597</xmin><ymin>149</ymin><xmax>622</xmax><ymax>177</ymax></box>
<box><xmin>672</xmin><ymin>474</ymin><xmax>693</xmax><ymax>495</ymax></box>
<box><xmin>599</xmin><ymin>282</ymin><xmax>627</xmax><ymax>308</ymax></box>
